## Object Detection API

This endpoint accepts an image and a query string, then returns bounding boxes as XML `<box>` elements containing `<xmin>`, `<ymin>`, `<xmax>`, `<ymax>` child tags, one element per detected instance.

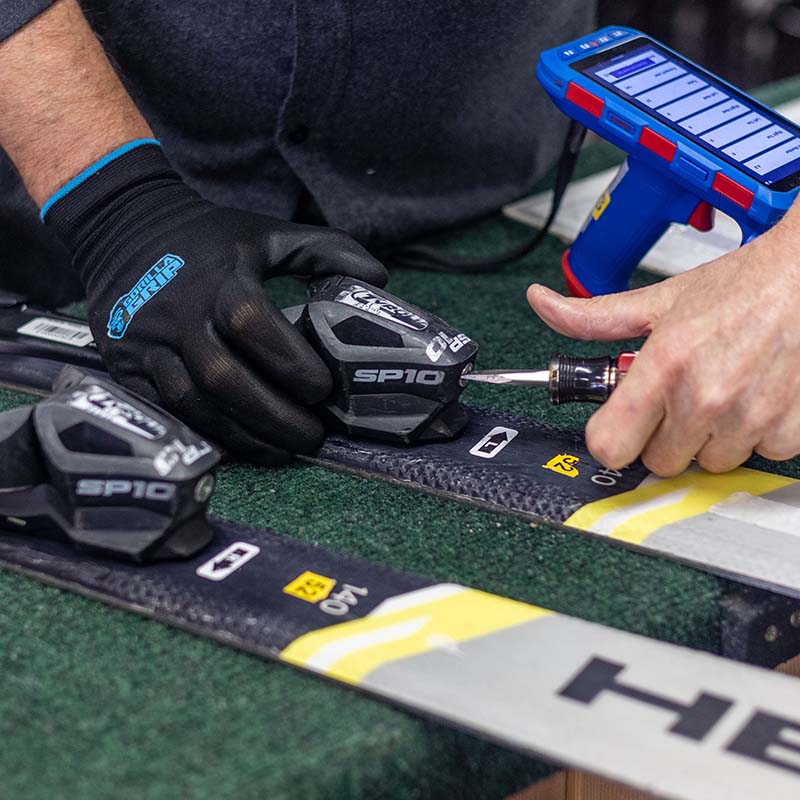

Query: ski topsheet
<box><xmin>3</xmin><ymin>518</ymin><xmax>800</xmax><ymax>800</ymax></box>
<box><xmin>312</xmin><ymin>409</ymin><xmax>800</xmax><ymax>599</ymax></box>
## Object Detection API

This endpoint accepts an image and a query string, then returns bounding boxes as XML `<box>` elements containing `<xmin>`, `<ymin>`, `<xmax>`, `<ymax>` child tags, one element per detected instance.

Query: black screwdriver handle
<box><xmin>548</xmin><ymin>352</ymin><xmax>636</xmax><ymax>404</ymax></box>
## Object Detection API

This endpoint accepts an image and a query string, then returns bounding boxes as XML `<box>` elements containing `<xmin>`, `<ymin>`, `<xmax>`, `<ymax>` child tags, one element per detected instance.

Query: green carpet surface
<box><xmin>2</xmin><ymin>76</ymin><xmax>800</xmax><ymax>800</ymax></box>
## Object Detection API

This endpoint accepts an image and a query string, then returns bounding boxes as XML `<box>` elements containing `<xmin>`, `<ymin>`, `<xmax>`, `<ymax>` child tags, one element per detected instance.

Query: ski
<box><xmin>2</xmin><ymin>311</ymin><xmax>800</xmax><ymax>798</ymax></box>
<box><xmin>311</xmin><ymin>409</ymin><xmax>800</xmax><ymax>599</ymax></box>
<box><xmin>2</xmin><ymin>515</ymin><xmax>800</xmax><ymax>800</ymax></box>
<box><xmin>2</xmin><ymin>299</ymin><xmax>800</xmax><ymax>600</ymax></box>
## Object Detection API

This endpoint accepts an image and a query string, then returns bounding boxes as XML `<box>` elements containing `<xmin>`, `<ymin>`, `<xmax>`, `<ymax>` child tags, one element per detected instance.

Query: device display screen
<box><xmin>573</xmin><ymin>37</ymin><xmax>800</xmax><ymax>191</ymax></box>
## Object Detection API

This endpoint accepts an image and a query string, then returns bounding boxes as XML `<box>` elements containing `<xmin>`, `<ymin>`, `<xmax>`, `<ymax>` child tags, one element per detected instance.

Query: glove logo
<box><xmin>107</xmin><ymin>254</ymin><xmax>185</xmax><ymax>339</ymax></box>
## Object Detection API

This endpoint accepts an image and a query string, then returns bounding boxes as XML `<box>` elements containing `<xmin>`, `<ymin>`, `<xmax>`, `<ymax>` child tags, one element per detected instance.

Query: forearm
<box><xmin>0</xmin><ymin>0</ymin><xmax>152</xmax><ymax>206</ymax></box>
<box><xmin>774</xmin><ymin>192</ymin><xmax>800</xmax><ymax>244</ymax></box>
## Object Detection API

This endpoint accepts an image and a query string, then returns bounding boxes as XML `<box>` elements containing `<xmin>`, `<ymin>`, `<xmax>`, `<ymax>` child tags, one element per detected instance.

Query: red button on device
<box><xmin>712</xmin><ymin>173</ymin><xmax>754</xmax><ymax>211</ymax></box>
<box><xmin>687</xmin><ymin>200</ymin><xmax>715</xmax><ymax>232</ymax></box>
<box><xmin>639</xmin><ymin>127</ymin><xmax>677</xmax><ymax>161</ymax></box>
<box><xmin>565</xmin><ymin>82</ymin><xmax>604</xmax><ymax>118</ymax></box>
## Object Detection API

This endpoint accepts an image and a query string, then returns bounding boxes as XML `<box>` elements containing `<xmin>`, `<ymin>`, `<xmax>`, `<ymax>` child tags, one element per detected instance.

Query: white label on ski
<box><xmin>469</xmin><ymin>427</ymin><xmax>518</xmax><ymax>459</ymax></box>
<box><xmin>17</xmin><ymin>317</ymin><xmax>94</xmax><ymax>347</ymax></box>
<box><xmin>196</xmin><ymin>542</ymin><xmax>260</xmax><ymax>581</ymax></box>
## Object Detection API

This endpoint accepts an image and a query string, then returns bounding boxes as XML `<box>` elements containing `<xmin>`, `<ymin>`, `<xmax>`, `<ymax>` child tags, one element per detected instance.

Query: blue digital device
<box><xmin>536</xmin><ymin>27</ymin><xmax>800</xmax><ymax>296</ymax></box>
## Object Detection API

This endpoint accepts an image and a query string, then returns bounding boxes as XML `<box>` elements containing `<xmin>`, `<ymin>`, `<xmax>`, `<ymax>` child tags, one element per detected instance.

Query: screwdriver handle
<box><xmin>548</xmin><ymin>351</ymin><xmax>636</xmax><ymax>405</ymax></box>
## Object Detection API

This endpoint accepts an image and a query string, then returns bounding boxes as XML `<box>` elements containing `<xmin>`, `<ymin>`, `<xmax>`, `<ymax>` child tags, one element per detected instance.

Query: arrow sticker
<box><xmin>196</xmin><ymin>542</ymin><xmax>260</xmax><ymax>581</ymax></box>
<box><xmin>469</xmin><ymin>427</ymin><xmax>519</xmax><ymax>459</ymax></box>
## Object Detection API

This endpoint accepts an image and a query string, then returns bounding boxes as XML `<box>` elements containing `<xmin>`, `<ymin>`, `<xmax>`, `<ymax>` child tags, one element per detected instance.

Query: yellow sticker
<box><xmin>566</xmin><ymin>466</ymin><xmax>796</xmax><ymax>545</ymax></box>
<box><xmin>283</xmin><ymin>571</ymin><xmax>336</xmax><ymax>603</ymax></box>
<box><xmin>591</xmin><ymin>190</ymin><xmax>610</xmax><ymax>220</ymax></box>
<box><xmin>281</xmin><ymin>585</ymin><xmax>552</xmax><ymax>684</ymax></box>
<box><xmin>543</xmin><ymin>453</ymin><xmax>580</xmax><ymax>478</ymax></box>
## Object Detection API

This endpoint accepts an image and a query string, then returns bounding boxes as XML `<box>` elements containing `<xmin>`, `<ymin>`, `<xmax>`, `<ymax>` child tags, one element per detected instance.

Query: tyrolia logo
<box><xmin>335</xmin><ymin>285</ymin><xmax>429</xmax><ymax>330</ymax></box>
<box><xmin>68</xmin><ymin>386</ymin><xmax>167</xmax><ymax>440</ymax></box>
<box><xmin>107</xmin><ymin>254</ymin><xmax>184</xmax><ymax>339</ymax></box>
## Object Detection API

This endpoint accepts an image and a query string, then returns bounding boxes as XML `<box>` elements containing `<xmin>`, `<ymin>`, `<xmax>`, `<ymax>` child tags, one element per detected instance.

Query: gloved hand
<box><xmin>42</xmin><ymin>140</ymin><xmax>388</xmax><ymax>464</ymax></box>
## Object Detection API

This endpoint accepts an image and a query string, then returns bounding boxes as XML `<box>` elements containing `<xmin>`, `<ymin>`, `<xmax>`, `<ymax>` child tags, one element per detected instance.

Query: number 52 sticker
<box><xmin>283</xmin><ymin>570</ymin><xmax>369</xmax><ymax>617</ymax></box>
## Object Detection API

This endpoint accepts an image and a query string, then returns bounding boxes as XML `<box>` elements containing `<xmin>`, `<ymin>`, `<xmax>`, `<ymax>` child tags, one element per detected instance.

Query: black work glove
<box><xmin>43</xmin><ymin>141</ymin><xmax>388</xmax><ymax>464</ymax></box>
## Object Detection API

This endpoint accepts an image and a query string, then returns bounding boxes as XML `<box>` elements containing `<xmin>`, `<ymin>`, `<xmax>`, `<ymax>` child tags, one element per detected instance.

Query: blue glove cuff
<box><xmin>40</xmin><ymin>138</ymin><xmax>161</xmax><ymax>220</ymax></box>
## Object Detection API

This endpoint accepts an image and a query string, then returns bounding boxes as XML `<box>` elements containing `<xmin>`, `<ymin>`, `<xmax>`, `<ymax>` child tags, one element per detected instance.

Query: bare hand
<box><xmin>527</xmin><ymin>219</ymin><xmax>800</xmax><ymax>476</ymax></box>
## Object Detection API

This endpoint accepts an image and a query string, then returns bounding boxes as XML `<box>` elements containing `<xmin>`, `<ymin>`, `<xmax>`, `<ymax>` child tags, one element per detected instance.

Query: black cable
<box><xmin>385</xmin><ymin>120</ymin><xmax>587</xmax><ymax>274</ymax></box>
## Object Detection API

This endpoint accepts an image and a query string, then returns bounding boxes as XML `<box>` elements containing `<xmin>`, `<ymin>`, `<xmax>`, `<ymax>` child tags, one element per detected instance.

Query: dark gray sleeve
<box><xmin>1</xmin><ymin>0</ymin><xmax>57</xmax><ymax>44</ymax></box>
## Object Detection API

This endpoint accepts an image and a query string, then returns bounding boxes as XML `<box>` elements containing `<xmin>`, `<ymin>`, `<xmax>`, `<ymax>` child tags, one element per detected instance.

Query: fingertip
<box><xmin>526</xmin><ymin>283</ymin><xmax>560</xmax><ymax>308</ymax></box>
<box><xmin>527</xmin><ymin>283</ymin><xmax>593</xmax><ymax>339</ymax></box>
<box><xmin>527</xmin><ymin>282</ymin><xmax>557</xmax><ymax>295</ymax></box>
<box><xmin>585</xmin><ymin>413</ymin><xmax>632</xmax><ymax>471</ymax></box>
<box><xmin>341</xmin><ymin>245</ymin><xmax>389</xmax><ymax>288</ymax></box>
<box><xmin>585</xmin><ymin>378</ymin><xmax>665</xmax><ymax>471</ymax></box>
<box><xmin>308</xmin><ymin>230</ymin><xmax>390</xmax><ymax>288</ymax></box>
<box><xmin>293</xmin><ymin>417</ymin><xmax>327</xmax><ymax>455</ymax></box>
<box><xmin>299</xmin><ymin>364</ymin><xmax>334</xmax><ymax>406</ymax></box>
<box><xmin>354</xmin><ymin>258</ymin><xmax>389</xmax><ymax>289</ymax></box>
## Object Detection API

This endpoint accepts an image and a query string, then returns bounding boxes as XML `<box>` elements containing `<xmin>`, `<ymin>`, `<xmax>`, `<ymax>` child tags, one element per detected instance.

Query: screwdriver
<box><xmin>461</xmin><ymin>351</ymin><xmax>637</xmax><ymax>405</ymax></box>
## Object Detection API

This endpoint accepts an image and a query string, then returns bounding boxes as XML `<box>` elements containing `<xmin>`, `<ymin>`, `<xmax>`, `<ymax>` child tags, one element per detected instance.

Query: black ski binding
<box><xmin>285</xmin><ymin>276</ymin><xmax>479</xmax><ymax>445</ymax></box>
<box><xmin>0</xmin><ymin>366</ymin><xmax>219</xmax><ymax>562</ymax></box>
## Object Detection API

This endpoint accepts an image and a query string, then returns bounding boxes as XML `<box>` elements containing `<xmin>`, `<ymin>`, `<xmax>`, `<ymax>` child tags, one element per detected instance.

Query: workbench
<box><xmin>3</xmin><ymin>77</ymin><xmax>800</xmax><ymax>800</ymax></box>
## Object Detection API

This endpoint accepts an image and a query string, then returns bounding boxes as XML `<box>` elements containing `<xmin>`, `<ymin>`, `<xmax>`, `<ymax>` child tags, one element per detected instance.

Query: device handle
<box><xmin>738</xmin><ymin>224</ymin><xmax>762</xmax><ymax>246</ymax></box>
<box><xmin>563</xmin><ymin>157</ymin><xmax>705</xmax><ymax>296</ymax></box>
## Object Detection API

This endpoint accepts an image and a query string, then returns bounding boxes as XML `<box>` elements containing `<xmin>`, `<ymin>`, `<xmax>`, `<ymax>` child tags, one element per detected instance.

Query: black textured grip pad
<box><xmin>312</xmin><ymin>408</ymin><xmax>649</xmax><ymax>522</ymax></box>
<box><xmin>0</xmin><ymin>517</ymin><xmax>430</xmax><ymax>654</ymax></box>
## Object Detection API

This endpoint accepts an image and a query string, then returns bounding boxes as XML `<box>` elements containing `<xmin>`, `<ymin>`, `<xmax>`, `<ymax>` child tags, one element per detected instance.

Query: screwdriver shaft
<box><xmin>463</xmin><ymin>351</ymin><xmax>636</xmax><ymax>405</ymax></box>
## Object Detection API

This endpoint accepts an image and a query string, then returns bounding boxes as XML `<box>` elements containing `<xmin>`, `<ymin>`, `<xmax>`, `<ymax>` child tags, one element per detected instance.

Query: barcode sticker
<box><xmin>17</xmin><ymin>317</ymin><xmax>94</xmax><ymax>348</ymax></box>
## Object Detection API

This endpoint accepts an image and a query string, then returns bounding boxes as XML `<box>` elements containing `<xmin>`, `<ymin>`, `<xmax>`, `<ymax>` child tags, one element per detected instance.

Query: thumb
<box><xmin>526</xmin><ymin>283</ymin><xmax>671</xmax><ymax>341</ymax></box>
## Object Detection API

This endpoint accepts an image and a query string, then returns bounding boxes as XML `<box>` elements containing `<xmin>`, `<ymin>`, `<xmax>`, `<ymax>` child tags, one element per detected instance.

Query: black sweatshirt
<box><xmin>0</xmin><ymin>0</ymin><xmax>595</xmax><ymax>302</ymax></box>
